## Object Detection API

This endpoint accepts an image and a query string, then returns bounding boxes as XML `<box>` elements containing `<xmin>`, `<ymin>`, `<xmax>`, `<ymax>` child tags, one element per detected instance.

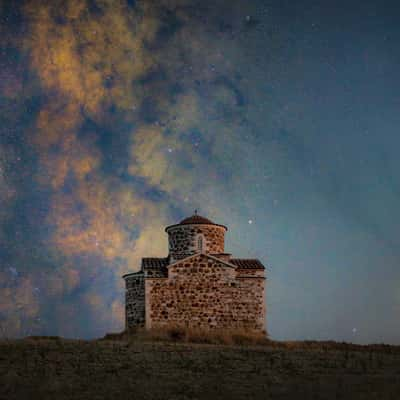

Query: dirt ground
<box><xmin>0</xmin><ymin>338</ymin><xmax>399</xmax><ymax>400</ymax></box>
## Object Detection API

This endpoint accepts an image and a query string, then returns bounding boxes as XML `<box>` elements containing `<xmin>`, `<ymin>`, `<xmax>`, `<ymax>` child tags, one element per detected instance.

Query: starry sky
<box><xmin>1</xmin><ymin>0</ymin><xmax>399</xmax><ymax>344</ymax></box>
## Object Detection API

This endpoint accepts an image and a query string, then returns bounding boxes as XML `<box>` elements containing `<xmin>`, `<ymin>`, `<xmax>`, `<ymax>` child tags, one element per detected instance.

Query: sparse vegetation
<box><xmin>1</xmin><ymin>332</ymin><xmax>400</xmax><ymax>399</ymax></box>
<box><xmin>100</xmin><ymin>326</ymin><xmax>400</xmax><ymax>354</ymax></box>
<box><xmin>115</xmin><ymin>325</ymin><xmax>270</xmax><ymax>346</ymax></box>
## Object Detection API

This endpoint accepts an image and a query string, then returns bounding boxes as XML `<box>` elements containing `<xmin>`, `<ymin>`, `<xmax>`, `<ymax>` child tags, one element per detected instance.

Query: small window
<box><xmin>198</xmin><ymin>235</ymin><xmax>203</xmax><ymax>252</ymax></box>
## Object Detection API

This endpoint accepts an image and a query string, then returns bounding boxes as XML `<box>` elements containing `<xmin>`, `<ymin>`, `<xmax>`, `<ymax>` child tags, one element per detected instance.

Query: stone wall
<box><xmin>167</xmin><ymin>225</ymin><xmax>226</xmax><ymax>262</ymax></box>
<box><xmin>145</xmin><ymin>254</ymin><xmax>265</xmax><ymax>332</ymax></box>
<box><xmin>124</xmin><ymin>272</ymin><xmax>145</xmax><ymax>328</ymax></box>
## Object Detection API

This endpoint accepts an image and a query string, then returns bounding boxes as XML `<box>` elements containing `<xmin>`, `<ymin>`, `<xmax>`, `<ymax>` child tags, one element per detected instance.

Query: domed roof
<box><xmin>179</xmin><ymin>214</ymin><xmax>215</xmax><ymax>225</ymax></box>
<box><xmin>165</xmin><ymin>212</ymin><xmax>227</xmax><ymax>231</ymax></box>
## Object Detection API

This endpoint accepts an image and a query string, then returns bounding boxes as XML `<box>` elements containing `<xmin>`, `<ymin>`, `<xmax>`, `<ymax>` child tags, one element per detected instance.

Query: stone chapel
<box><xmin>122</xmin><ymin>213</ymin><xmax>266</xmax><ymax>333</ymax></box>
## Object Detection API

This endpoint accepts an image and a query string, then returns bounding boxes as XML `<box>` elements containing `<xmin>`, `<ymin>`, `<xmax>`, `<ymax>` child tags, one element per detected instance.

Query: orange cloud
<box><xmin>24</xmin><ymin>0</ymin><xmax>158</xmax><ymax>115</ymax></box>
<box><xmin>4</xmin><ymin>0</ymin><xmax>250</xmax><ymax>338</ymax></box>
<box><xmin>22</xmin><ymin>0</ymin><xmax>170</xmax><ymax>272</ymax></box>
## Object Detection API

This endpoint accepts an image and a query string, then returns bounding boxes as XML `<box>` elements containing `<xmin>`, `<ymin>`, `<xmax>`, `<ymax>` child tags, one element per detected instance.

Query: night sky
<box><xmin>1</xmin><ymin>0</ymin><xmax>399</xmax><ymax>344</ymax></box>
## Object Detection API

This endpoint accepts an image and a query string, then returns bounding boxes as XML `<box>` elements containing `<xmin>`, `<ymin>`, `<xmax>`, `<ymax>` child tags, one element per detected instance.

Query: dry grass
<box><xmin>2</xmin><ymin>333</ymin><xmax>400</xmax><ymax>399</ymax></box>
<box><xmin>101</xmin><ymin>325</ymin><xmax>269</xmax><ymax>346</ymax></box>
<box><xmin>141</xmin><ymin>325</ymin><xmax>269</xmax><ymax>346</ymax></box>
<box><xmin>99</xmin><ymin>326</ymin><xmax>400</xmax><ymax>354</ymax></box>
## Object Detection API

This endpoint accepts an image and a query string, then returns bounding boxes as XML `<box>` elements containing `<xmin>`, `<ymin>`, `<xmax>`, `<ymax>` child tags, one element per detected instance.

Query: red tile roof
<box><xmin>230</xmin><ymin>259</ymin><xmax>265</xmax><ymax>270</ymax></box>
<box><xmin>141</xmin><ymin>256</ymin><xmax>264</xmax><ymax>271</ymax></box>
<box><xmin>165</xmin><ymin>214</ymin><xmax>227</xmax><ymax>231</ymax></box>
<box><xmin>179</xmin><ymin>214</ymin><xmax>216</xmax><ymax>225</ymax></box>
<box><xmin>141</xmin><ymin>257</ymin><xmax>169</xmax><ymax>269</ymax></box>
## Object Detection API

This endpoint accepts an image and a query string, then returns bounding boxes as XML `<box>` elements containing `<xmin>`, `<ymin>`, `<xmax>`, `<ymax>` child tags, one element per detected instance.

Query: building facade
<box><xmin>123</xmin><ymin>213</ymin><xmax>266</xmax><ymax>333</ymax></box>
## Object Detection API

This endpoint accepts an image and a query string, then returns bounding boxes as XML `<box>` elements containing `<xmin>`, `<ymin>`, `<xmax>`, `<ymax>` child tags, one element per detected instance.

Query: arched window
<box><xmin>197</xmin><ymin>235</ymin><xmax>203</xmax><ymax>252</ymax></box>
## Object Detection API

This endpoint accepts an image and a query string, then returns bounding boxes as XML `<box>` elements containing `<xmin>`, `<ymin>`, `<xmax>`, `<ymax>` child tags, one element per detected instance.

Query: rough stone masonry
<box><xmin>122</xmin><ymin>213</ymin><xmax>267</xmax><ymax>333</ymax></box>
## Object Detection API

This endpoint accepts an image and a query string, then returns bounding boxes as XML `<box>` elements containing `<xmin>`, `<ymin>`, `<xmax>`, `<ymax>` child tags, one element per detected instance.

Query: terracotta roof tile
<box><xmin>140</xmin><ymin>257</ymin><xmax>265</xmax><ymax>272</ymax></box>
<box><xmin>179</xmin><ymin>214</ymin><xmax>215</xmax><ymax>225</ymax></box>
<box><xmin>165</xmin><ymin>214</ymin><xmax>227</xmax><ymax>231</ymax></box>
<box><xmin>141</xmin><ymin>257</ymin><xmax>169</xmax><ymax>269</ymax></box>
<box><xmin>230</xmin><ymin>259</ymin><xmax>265</xmax><ymax>270</ymax></box>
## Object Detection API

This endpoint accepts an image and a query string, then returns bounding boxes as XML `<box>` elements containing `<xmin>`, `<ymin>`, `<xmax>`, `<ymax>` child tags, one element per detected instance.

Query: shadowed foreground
<box><xmin>0</xmin><ymin>338</ymin><xmax>399</xmax><ymax>400</ymax></box>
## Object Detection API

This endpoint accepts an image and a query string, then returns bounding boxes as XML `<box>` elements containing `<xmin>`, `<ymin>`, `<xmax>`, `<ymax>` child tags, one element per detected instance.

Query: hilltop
<box><xmin>0</xmin><ymin>334</ymin><xmax>399</xmax><ymax>400</ymax></box>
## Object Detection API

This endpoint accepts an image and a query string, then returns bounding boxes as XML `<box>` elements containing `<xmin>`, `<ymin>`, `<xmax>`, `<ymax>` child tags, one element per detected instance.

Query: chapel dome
<box><xmin>165</xmin><ymin>212</ymin><xmax>227</xmax><ymax>261</ymax></box>
<box><xmin>165</xmin><ymin>213</ymin><xmax>227</xmax><ymax>232</ymax></box>
<box><xmin>179</xmin><ymin>214</ymin><xmax>215</xmax><ymax>225</ymax></box>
